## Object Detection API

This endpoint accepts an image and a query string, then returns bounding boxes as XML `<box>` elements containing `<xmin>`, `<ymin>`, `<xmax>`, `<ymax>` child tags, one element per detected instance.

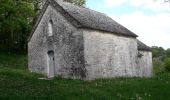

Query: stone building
<box><xmin>28</xmin><ymin>0</ymin><xmax>152</xmax><ymax>80</ymax></box>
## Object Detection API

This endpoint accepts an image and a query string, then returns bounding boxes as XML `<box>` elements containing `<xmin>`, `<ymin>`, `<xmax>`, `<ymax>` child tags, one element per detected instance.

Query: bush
<box><xmin>164</xmin><ymin>58</ymin><xmax>170</xmax><ymax>72</ymax></box>
<box><xmin>153</xmin><ymin>60</ymin><xmax>165</xmax><ymax>74</ymax></box>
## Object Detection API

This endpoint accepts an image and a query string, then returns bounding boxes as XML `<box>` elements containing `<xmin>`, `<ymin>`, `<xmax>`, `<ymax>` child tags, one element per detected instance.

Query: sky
<box><xmin>86</xmin><ymin>0</ymin><xmax>170</xmax><ymax>49</ymax></box>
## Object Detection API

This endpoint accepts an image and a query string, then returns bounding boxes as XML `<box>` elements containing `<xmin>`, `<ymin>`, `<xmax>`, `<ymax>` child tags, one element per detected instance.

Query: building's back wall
<box><xmin>82</xmin><ymin>29</ymin><xmax>138</xmax><ymax>80</ymax></box>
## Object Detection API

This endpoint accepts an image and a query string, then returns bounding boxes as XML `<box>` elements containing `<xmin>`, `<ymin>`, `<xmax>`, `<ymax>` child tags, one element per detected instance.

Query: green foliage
<box><xmin>0</xmin><ymin>52</ymin><xmax>27</xmax><ymax>70</ymax></box>
<box><xmin>64</xmin><ymin>0</ymin><xmax>86</xmax><ymax>6</ymax></box>
<box><xmin>152</xmin><ymin>47</ymin><xmax>170</xmax><ymax>74</ymax></box>
<box><xmin>166</xmin><ymin>49</ymin><xmax>170</xmax><ymax>57</ymax></box>
<box><xmin>164</xmin><ymin>58</ymin><xmax>170</xmax><ymax>72</ymax></box>
<box><xmin>0</xmin><ymin>0</ymin><xmax>86</xmax><ymax>53</ymax></box>
<box><xmin>153</xmin><ymin>60</ymin><xmax>165</xmax><ymax>75</ymax></box>
<box><xmin>152</xmin><ymin>46</ymin><xmax>166</xmax><ymax>60</ymax></box>
<box><xmin>0</xmin><ymin>0</ymin><xmax>35</xmax><ymax>53</ymax></box>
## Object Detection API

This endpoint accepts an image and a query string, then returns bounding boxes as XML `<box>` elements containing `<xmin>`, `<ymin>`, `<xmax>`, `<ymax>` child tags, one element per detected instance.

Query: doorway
<box><xmin>47</xmin><ymin>51</ymin><xmax>55</xmax><ymax>78</ymax></box>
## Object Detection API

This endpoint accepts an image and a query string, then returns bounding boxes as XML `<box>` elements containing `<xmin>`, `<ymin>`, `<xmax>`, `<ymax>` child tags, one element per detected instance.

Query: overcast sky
<box><xmin>86</xmin><ymin>0</ymin><xmax>170</xmax><ymax>49</ymax></box>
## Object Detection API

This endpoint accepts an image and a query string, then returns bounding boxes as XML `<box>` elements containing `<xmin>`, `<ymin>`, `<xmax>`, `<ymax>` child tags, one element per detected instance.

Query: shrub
<box><xmin>153</xmin><ymin>60</ymin><xmax>165</xmax><ymax>74</ymax></box>
<box><xmin>164</xmin><ymin>58</ymin><xmax>170</xmax><ymax>72</ymax></box>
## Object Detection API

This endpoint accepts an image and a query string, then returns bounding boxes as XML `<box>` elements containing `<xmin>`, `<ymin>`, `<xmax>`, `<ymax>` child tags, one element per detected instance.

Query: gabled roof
<box><xmin>28</xmin><ymin>0</ymin><xmax>138</xmax><ymax>42</ymax></box>
<box><xmin>55</xmin><ymin>0</ymin><xmax>138</xmax><ymax>37</ymax></box>
<box><xmin>137</xmin><ymin>40</ymin><xmax>152</xmax><ymax>51</ymax></box>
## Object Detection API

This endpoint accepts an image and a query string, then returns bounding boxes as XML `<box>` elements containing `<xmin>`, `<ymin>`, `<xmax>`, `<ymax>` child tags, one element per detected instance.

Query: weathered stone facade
<box><xmin>137</xmin><ymin>51</ymin><xmax>153</xmax><ymax>77</ymax></box>
<box><xmin>82</xmin><ymin>29</ymin><xmax>138</xmax><ymax>79</ymax></box>
<box><xmin>28</xmin><ymin>0</ymin><xmax>152</xmax><ymax>80</ymax></box>
<box><xmin>28</xmin><ymin>4</ymin><xmax>86</xmax><ymax>79</ymax></box>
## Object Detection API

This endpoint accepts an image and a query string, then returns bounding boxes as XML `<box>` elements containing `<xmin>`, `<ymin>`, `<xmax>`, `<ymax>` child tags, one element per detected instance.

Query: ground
<box><xmin>0</xmin><ymin>52</ymin><xmax>170</xmax><ymax>100</ymax></box>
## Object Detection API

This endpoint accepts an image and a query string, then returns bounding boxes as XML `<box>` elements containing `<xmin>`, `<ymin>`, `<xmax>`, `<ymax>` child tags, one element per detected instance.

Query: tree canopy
<box><xmin>64</xmin><ymin>0</ymin><xmax>86</xmax><ymax>6</ymax></box>
<box><xmin>0</xmin><ymin>0</ymin><xmax>35</xmax><ymax>52</ymax></box>
<box><xmin>0</xmin><ymin>0</ymin><xmax>86</xmax><ymax>53</ymax></box>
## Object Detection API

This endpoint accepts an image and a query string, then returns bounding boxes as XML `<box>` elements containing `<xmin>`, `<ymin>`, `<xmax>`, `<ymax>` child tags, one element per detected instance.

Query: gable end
<box><xmin>27</xmin><ymin>1</ymin><xmax>49</xmax><ymax>42</ymax></box>
<box><xmin>27</xmin><ymin>0</ymin><xmax>83</xmax><ymax>42</ymax></box>
<box><xmin>50</xmin><ymin>0</ymin><xmax>82</xmax><ymax>27</ymax></box>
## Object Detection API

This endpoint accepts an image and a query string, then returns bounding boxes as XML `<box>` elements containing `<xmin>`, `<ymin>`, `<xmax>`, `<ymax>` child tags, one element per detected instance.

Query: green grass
<box><xmin>0</xmin><ymin>52</ymin><xmax>170</xmax><ymax>100</ymax></box>
<box><xmin>0</xmin><ymin>52</ymin><xmax>27</xmax><ymax>70</ymax></box>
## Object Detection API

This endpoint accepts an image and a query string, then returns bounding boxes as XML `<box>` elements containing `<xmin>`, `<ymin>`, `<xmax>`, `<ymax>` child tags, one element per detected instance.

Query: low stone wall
<box><xmin>137</xmin><ymin>51</ymin><xmax>153</xmax><ymax>77</ymax></box>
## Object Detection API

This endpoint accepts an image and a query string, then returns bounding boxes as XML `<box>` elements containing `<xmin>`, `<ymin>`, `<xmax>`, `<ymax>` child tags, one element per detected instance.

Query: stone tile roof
<box><xmin>55</xmin><ymin>0</ymin><xmax>138</xmax><ymax>37</ymax></box>
<box><xmin>137</xmin><ymin>40</ymin><xmax>152</xmax><ymax>51</ymax></box>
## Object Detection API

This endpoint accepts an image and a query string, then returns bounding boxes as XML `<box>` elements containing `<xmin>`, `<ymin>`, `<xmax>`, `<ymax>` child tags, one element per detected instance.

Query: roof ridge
<box><xmin>50</xmin><ymin>0</ymin><xmax>82</xmax><ymax>27</ymax></box>
<box><xmin>57</xmin><ymin>0</ymin><xmax>138</xmax><ymax>37</ymax></box>
<box><xmin>62</xmin><ymin>1</ymin><xmax>107</xmax><ymax>16</ymax></box>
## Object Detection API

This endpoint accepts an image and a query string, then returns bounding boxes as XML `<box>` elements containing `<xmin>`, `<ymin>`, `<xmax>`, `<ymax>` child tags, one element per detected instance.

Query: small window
<box><xmin>48</xmin><ymin>20</ymin><xmax>53</xmax><ymax>36</ymax></box>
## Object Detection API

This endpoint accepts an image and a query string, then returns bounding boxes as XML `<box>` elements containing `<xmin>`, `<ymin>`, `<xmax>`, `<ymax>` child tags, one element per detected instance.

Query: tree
<box><xmin>30</xmin><ymin>0</ymin><xmax>46</xmax><ymax>13</ymax></box>
<box><xmin>0</xmin><ymin>0</ymin><xmax>35</xmax><ymax>53</ymax></box>
<box><xmin>32</xmin><ymin>0</ymin><xmax>86</xmax><ymax>13</ymax></box>
<box><xmin>63</xmin><ymin>0</ymin><xmax>86</xmax><ymax>6</ymax></box>
<box><xmin>153</xmin><ymin>60</ymin><xmax>165</xmax><ymax>74</ymax></box>
<box><xmin>0</xmin><ymin>0</ymin><xmax>86</xmax><ymax>53</ymax></box>
<box><xmin>166</xmin><ymin>49</ymin><xmax>170</xmax><ymax>57</ymax></box>
<box><xmin>152</xmin><ymin>46</ymin><xmax>166</xmax><ymax>60</ymax></box>
<box><xmin>164</xmin><ymin>58</ymin><xmax>170</xmax><ymax>72</ymax></box>
<box><xmin>31</xmin><ymin>0</ymin><xmax>86</xmax><ymax>23</ymax></box>
<box><xmin>28</xmin><ymin>0</ymin><xmax>46</xmax><ymax>24</ymax></box>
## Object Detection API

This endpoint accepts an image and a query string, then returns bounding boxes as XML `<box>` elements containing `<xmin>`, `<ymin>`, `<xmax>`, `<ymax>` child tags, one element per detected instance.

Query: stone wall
<box><xmin>28</xmin><ymin>5</ymin><xmax>86</xmax><ymax>79</ymax></box>
<box><xmin>137</xmin><ymin>51</ymin><xmax>153</xmax><ymax>77</ymax></box>
<box><xmin>82</xmin><ymin>29</ymin><xmax>138</xmax><ymax>80</ymax></box>
<box><xmin>28</xmin><ymin>5</ymin><xmax>50</xmax><ymax>74</ymax></box>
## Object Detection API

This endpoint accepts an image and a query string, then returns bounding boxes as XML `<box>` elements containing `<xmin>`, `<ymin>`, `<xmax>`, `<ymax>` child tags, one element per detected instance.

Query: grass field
<box><xmin>0</xmin><ymin>52</ymin><xmax>170</xmax><ymax>100</ymax></box>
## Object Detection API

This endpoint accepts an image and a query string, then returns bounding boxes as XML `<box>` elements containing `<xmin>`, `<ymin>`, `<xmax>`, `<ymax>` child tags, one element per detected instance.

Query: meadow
<box><xmin>0</xmin><ymin>52</ymin><xmax>170</xmax><ymax>100</ymax></box>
